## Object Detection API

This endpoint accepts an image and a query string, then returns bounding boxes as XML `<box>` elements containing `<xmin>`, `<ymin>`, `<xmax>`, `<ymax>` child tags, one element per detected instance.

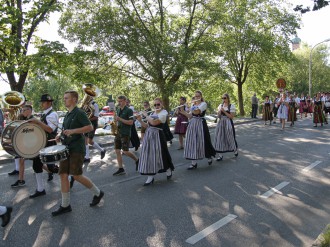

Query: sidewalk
<box><xmin>0</xmin><ymin>117</ymin><xmax>260</xmax><ymax>164</ymax></box>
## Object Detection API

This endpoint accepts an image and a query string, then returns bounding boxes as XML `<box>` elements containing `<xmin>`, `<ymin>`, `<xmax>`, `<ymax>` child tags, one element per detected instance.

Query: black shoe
<box><xmin>100</xmin><ymin>150</ymin><xmax>106</xmax><ymax>159</ymax></box>
<box><xmin>70</xmin><ymin>176</ymin><xmax>75</xmax><ymax>189</ymax></box>
<box><xmin>53</xmin><ymin>165</ymin><xmax>59</xmax><ymax>174</ymax></box>
<box><xmin>52</xmin><ymin>205</ymin><xmax>72</xmax><ymax>217</ymax></box>
<box><xmin>187</xmin><ymin>164</ymin><xmax>197</xmax><ymax>170</ymax></box>
<box><xmin>216</xmin><ymin>155</ymin><xmax>223</xmax><ymax>161</ymax></box>
<box><xmin>8</xmin><ymin>170</ymin><xmax>19</xmax><ymax>176</ymax></box>
<box><xmin>29</xmin><ymin>190</ymin><xmax>46</xmax><ymax>198</ymax></box>
<box><xmin>11</xmin><ymin>180</ymin><xmax>25</xmax><ymax>188</ymax></box>
<box><xmin>47</xmin><ymin>173</ymin><xmax>54</xmax><ymax>182</ymax></box>
<box><xmin>234</xmin><ymin>151</ymin><xmax>238</xmax><ymax>157</ymax></box>
<box><xmin>84</xmin><ymin>158</ymin><xmax>91</xmax><ymax>163</ymax></box>
<box><xmin>167</xmin><ymin>171</ymin><xmax>172</xmax><ymax>180</ymax></box>
<box><xmin>1</xmin><ymin>207</ymin><xmax>12</xmax><ymax>227</ymax></box>
<box><xmin>90</xmin><ymin>191</ymin><xmax>104</xmax><ymax>207</ymax></box>
<box><xmin>135</xmin><ymin>159</ymin><xmax>139</xmax><ymax>171</ymax></box>
<box><xmin>113</xmin><ymin>168</ymin><xmax>126</xmax><ymax>176</ymax></box>
<box><xmin>208</xmin><ymin>159</ymin><xmax>213</xmax><ymax>165</ymax></box>
<box><xmin>134</xmin><ymin>146</ymin><xmax>139</xmax><ymax>151</ymax></box>
<box><xmin>143</xmin><ymin>178</ymin><xmax>154</xmax><ymax>186</ymax></box>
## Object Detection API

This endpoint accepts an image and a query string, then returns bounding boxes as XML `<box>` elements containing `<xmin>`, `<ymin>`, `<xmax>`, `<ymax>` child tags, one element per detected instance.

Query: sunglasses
<box><xmin>154</xmin><ymin>103</ymin><xmax>161</xmax><ymax>107</ymax></box>
<box><xmin>222</xmin><ymin>97</ymin><xmax>227</xmax><ymax>99</ymax></box>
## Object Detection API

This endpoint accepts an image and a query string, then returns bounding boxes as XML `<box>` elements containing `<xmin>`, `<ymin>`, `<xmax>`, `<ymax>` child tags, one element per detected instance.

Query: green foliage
<box><xmin>321</xmin><ymin>225</ymin><xmax>330</xmax><ymax>247</ymax></box>
<box><xmin>0</xmin><ymin>0</ymin><xmax>63</xmax><ymax>91</ymax></box>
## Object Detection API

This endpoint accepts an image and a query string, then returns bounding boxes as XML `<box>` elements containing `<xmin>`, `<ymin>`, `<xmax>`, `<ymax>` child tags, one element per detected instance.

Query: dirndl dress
<box><xmin>277</xmin><ymin>102</ymin><xmax>288</xmax><ymax>119</ymax></box>
<box><xmin>262</xmin><ymin>102</ymin><xmax>273</xmax><ymax>121</ymax></box>
<box><xmin>174</xmin><ymin>112</ymin><xmax>188</xmax><ymax>135</ymax></box>
<box><xmin>313</xmin><ymin>101</ymin><xmax>325</xmax><ymax>124</ymax></box>
<box><xmin>184</xmin><ymin>111</ymin><xmax>216</xmax><ymax>160</ymax></box>
<box><xmin>138</xmin><ymin>124</ymin><xmax>174</xmax><ymax>175</ymax></box>
<box><xmin>214</xmin><ymin>104</ymin><xmax>238</xmax><ymax>153</ymax></box>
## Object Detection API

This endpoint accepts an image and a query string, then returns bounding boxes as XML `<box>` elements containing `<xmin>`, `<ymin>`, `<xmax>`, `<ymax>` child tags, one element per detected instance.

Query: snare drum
<box><xmin>1</xmin><ymin>121</ymin><xmax>47</xmax><ymax>159</ymax></box>
<box><xmin>39</xmin><ymin>145</ymin><xmax>69</xmax><ymax>164</ymax></box>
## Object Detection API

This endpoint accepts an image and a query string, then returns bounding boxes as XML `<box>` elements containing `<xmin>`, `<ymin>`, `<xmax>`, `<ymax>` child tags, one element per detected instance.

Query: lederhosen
<box><xmin>32</xmin><ymin>110</ymin><xmax>58</xmax><ymax>173</ymax></box>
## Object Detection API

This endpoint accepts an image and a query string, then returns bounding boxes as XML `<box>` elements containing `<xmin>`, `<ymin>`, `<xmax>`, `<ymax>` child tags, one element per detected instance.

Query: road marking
<box><xmin>260</xmin><ymin>181</ymin><xmax>290</xmax><ymax>199</ymax></box>
<box><xmin>185</xmin><ymin>214</ymin><xmax>237</xmax><ymax>245</ymax></box>
<box><xmin>302</xmin><ymin>161</ymin><xmax>322</xmax><ymax>172</ymax></box>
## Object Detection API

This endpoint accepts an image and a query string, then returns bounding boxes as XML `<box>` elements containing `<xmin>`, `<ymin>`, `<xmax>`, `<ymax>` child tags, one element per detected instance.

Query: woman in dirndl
<box><xmin>174</xmin><ymin>96</ymin><xmax>189</xmax><ymax>150</ymax></box>
<box><xmin>277</xmin><ymin>93</ymin><xmax>289</xmax><ymax>130</ymax></box>
<box><xmin>262</xmin><ymin>96</ymin><xmax>273</xmax><ymax>125</ymax></box>
<box><xmin>214</xmin><ymin>93</ymin><xmax>238</xmax><ymax>161</ymax></box>
<box><xmin>299</xmin><ymin>93</ymin><xmax>307</xmax><ymax>118</ymax></box>
<box><xmin>306</xmin><ymin>95</ymin><xmax>313</xmax><ymax>116</ymax></box>
<box><xmin>287</xmin><ymin>95</ymin><xmax>298</xmax><ymax>127</ymax></box>
<box><xmin>313</xmin><ymin>92</ymin><xmax>325</xmax><ymax>127</ymax></box>
<box><xmin>137</xmin><ymin>98</ymin><xmax>174</xmax><ymax>186</ymax></box>
<box><xmin>180</xmin><ymin>90</ymin><xmax>216</xmax><ymax>170</ymax></box>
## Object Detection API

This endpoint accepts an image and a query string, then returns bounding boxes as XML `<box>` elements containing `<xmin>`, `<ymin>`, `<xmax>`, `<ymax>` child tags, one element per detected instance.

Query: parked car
<box><xmin>98</xmin><ymin>116</ymin><xmax>114</xmax><ymax>128</ymax></box>
<box><xmin>99</xmin><ymin>106</ymin><xmax>115</xmax><ymax>117</ymax></box>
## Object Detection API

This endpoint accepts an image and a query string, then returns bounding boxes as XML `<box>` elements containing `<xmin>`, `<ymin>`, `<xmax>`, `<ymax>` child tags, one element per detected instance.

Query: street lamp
<box><xmin>308</xmin><ymin>38</ymin><xmax>330</xmax><ymax>96</ymax></box>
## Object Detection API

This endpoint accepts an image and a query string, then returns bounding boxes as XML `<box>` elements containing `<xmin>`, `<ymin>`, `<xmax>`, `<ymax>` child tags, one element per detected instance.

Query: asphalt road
<box><xmin>0</xmin><ymin>116</ymin><xmax>329</xmax><ymax>247</ymax></box>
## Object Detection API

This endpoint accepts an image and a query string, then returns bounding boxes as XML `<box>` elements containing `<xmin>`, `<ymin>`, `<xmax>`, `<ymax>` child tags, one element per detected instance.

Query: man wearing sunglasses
<box><xmin>113</xmin><ymin>95</ymin><xmax>139</xmax><ymax>176</ymax></box>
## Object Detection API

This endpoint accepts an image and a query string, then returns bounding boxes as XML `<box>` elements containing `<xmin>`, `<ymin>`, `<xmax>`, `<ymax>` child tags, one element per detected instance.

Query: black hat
<box><xmin>40</xmin><ymin>94</ymin><xmax>54</xmax><ymax>102</ymax></box>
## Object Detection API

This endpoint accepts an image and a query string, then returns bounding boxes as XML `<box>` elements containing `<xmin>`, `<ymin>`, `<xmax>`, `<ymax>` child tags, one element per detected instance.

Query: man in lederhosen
<box><xmin>28</xmin><ymin>94</ymin><xmax>59</xmax><ymax>198</ymax></box>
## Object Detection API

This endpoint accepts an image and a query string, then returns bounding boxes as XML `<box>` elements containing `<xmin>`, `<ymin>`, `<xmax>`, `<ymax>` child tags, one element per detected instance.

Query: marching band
<box><xmin>0</xmin><ymin>86</ymin><xmax>329</xmax><ymax>223</ymax></box>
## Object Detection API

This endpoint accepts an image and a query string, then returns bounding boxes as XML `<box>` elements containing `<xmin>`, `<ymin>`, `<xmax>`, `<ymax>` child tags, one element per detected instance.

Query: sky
<box><xmin>1</xmin><ymin>1</ymin><xmax>330</xmax><ymax>94</ymax></box>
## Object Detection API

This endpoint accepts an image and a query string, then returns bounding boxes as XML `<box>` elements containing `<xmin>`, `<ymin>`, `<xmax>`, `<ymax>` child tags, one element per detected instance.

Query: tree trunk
<box><xmin>237</xmin><ymin>82</ymin><xmax>245</xmax><ymax>116</ymax></box>
<box><xmin>7</xmin><ymin>71</ymin><xmax>27</xmax><ymax>92</ymax></box>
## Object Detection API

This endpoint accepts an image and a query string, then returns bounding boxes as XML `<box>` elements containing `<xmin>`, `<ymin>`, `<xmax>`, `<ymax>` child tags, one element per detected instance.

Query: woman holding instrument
<box><xmin>214</xmin><ymin>93</ymin><xmax>238</xmax><ymax>161</ymax></box>
<box><xmin>140</xmin><ymin>101</ymin><xmax>152</xmax><ymax>141</ymax></box>
<box><xmin>180</xmin><ymin>90</ymin><xmax>216</xmax><ymax>170</ymax></box>
<box><xmin>136</xmin><ymin>98</ymin><xmax>174</xmax><ymax>186</ymax></box>
<box><xmin>174</xmin><ymin>96</ymin><xmax>189</xmax><ymax>150</ymax></box>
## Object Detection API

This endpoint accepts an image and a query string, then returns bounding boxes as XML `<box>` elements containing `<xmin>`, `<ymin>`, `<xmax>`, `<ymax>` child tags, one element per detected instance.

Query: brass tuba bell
<box><xmin>80</xmin><ymin>84</ymin><xmax>101</xmax><ymax>118</ymax></box>
<box><xmin>1</xmin><ymin>91</ymin><xmax>25</xmax><ymax>121</ymax></box>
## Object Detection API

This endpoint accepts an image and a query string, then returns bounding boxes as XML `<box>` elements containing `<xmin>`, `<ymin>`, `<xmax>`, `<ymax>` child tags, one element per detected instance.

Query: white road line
<box><xmin>302</xmin><ymin>161</ymin><xmax>322</xmax><ymax>172</ymax></box>
<box><xmin>185</xmin><ymin>214</ymin><xmax>237</xmax><ymax>245</ymax></box>
<box><xmin>260</xmin><ymin>181</ymin><xmax>290</xmax><ymax>199</ymax></box>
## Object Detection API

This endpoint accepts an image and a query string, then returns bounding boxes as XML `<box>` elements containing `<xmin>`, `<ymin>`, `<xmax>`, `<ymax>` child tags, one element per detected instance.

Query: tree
<box><xmin>59</xmin><ymin>0</ymin><xmax>223</xmax><ymax>110</ymax></box>
<box><xmin>286</xmin><ymin>43</ymin><xmax>330</xmax><ymax>95</ymax></box>
<box><xmin>294</xmin><ymin>0</ymin><xmax>329</xmax><ymax>13</ymax></box>
<box><xmin>0</xmin><ymin>0</ymin><xmax>62</xmax><ymax>92</ymax></box>
<box><xmin>213</xmin><ymin>0</ymin><xmax>299</xmax><ymax>115</ymax></box>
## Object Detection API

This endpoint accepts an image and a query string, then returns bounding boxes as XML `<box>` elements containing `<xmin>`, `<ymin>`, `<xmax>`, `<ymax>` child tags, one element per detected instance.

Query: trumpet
<box><xmin>129</xmin><ymin>110</ymin><xmax>154</xmax><ymax>118</ymax></box>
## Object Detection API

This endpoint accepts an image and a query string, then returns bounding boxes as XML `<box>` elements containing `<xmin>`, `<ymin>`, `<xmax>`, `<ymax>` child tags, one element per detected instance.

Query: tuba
<box><xmin>80</xmin><ymin>83</ymin><xmax>101</xmax><ymax>118</ymax></box>
<box><xmin>1</xmin><ymin>91</ymin><xmax>25</xmax><ymax>121</ymax></box>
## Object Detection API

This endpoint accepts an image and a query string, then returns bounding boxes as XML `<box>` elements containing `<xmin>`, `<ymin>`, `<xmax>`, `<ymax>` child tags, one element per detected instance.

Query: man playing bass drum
<box><xmin>28</xmin><ymin>94</ymin><xmax>59</xmax><ymax>198</ymax></box>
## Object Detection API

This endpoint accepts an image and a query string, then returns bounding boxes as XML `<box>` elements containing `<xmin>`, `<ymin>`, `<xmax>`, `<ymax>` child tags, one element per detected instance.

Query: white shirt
<box><xmin>218</xmin><ymin>103</ymin><xmax>236</xmax><ymax>113</ymax></box>
<box><xmin>93</xmin><ymin>101</ymin><xmax>100</xmax><ymax>117</ymax></box>
<box><xmin>151</xmin><ymin>109</ymin><xmax>167</xmax><ymax>123</ymax></box>
<box><xmin>192</xmin><ymin>102</ymin><xmax>207</xmax><ymax>113</ymax></box>
<box><xmin>43</xmin><ymin>107</ymin><xmax>59</xmax><ymax>131</ymax></box>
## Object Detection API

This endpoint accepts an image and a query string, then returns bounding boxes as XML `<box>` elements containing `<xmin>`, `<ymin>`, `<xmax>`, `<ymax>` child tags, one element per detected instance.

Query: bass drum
<box><xmin>1</xmin><ymin>120</ymin><xmax>47</xmax><ymax>159</ymax></box>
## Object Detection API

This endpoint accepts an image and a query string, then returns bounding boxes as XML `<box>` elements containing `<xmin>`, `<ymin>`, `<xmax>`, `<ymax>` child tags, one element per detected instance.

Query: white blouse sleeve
<box><xmin>46</xmin><ymin>112</ymin><xmax>59</xmax><ymax>131</ymax></box>
<box><xmin>158</xmin><ymin>110</ymin><xmax>167</xmax><ymax>123</ymax></box>
<box><xmin>198</xmin><ymin>102</ymin><xmax>207</xmax><ymax>112</ymax></box>
<box><xmin>230</xmin><ymin>104</ymin><xmax>236</xmax><ymax>113</ymax></box>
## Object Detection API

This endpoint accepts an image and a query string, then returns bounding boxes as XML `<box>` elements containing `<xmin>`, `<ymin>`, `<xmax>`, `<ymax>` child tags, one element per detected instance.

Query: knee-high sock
<box><xmin>0</xmin><ymin>206</ymin><xmax>6</xmax><ymax>215</ymax></box>
<box><xmin>92</xmin><ymin>142</ymin><xmax>103</xmax><ymax>152</ymax></box>
<box><xmin>61</xmin><ymin>192</ymin><xmax>70</xmax><ymax>207</ymax></box>
<box><xmin>15</xmin><ymin>158</ymin><xmax>20</xmax><ymax>171</ymax></box>
<box><xmin>35</xmin><ymin>173</ymin><xmax>44</xmax><ymax>192</ymax></box>
<box><xmin>89</xmin><ymin>183</ymin><xmax>100</xmax><ymax>196</ymax></box>
<box><xmin>85</xmin><ymin>145</ymin><xmax>90</xmax><ymax>159</ymax></box>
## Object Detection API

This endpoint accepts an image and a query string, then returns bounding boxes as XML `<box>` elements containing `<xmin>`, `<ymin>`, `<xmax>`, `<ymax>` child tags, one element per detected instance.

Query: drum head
<box><xmin>1</xmin><ymin>121</ymin><xmax>22</xmax><ymax>157</ymax></box>
<box><xmin>40</xmin><ymin>145</ymin><xmax>67</xmax><ymax>154</ymax></box>
<box><xmin>13</xmin><ymin>122</ymin><xmax>47</xmax><ymax>159</ymax></box>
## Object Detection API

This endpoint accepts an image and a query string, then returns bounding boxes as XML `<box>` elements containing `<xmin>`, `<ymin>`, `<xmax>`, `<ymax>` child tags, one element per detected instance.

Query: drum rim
<box><xmin>1</xmin><ymin>121</ymin><xmax>24</xmax><ymax>157</ymax></box>
<box><xmin>40</xmin><ymin>145</ymin><xmax>68</xmax><ymax>154</ymax></box>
